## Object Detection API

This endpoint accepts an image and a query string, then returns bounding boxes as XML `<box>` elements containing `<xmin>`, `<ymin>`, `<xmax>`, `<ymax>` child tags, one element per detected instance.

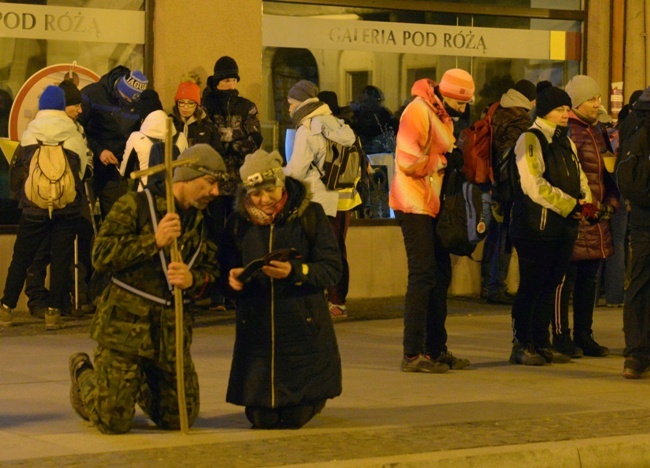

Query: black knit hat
<box><xmin>513</xmin><ymin>79</ymin><xmax>537</xmax><ymax>102</ymax></box>
<box><xmin>536</xmin><ymin>82</ymin><xmax>572</xmax><ymax>118</ymax></box>
<box><xmin>58</xmin><ymin>79</ymin><xmax>82</xmax><ymax>106</ymax></box>
<box><xmin>213</xmin><ymin>56</ymin><xmax>240</xmax><ymax>83</ymax></box>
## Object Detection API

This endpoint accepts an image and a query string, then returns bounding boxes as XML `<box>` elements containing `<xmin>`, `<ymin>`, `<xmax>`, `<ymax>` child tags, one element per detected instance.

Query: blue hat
<box><xmin>38</xmin><ymin>85</ymin><xmax>66</xmax><ymax>111</ymax></box>
<box><xmin>116</xmin><ymin>70</ymin><xmax>148</xmax><ymax>101</ymax></box>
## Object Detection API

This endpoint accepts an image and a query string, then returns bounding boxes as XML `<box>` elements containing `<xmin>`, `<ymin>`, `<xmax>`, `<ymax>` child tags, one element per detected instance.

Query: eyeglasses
<box><xmin>178</xmin><ymin>100</ymin><xmax>197</xmax><ymax>108</ymax></box>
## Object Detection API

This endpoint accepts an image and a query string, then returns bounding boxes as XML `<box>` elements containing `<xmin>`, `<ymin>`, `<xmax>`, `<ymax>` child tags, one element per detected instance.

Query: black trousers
<box><xmin>511</xmin><ymin>236</ymin><xmax>575</xmax><ymax>348</ymax></box>
<box><xmin>2</xmin><ymin>212</ymin><xmax>79</xmax><ymax>310</ymax></box>
<box><xmin>554</xmin><ymin>258</ymin><xmax>602</xmax><ymax>336</ymax></box>
<box><xmin>395</xmin><ymin>211</ymin><xmax>451</xmax><ymax>356</ymax></box>
<box><xmin>623</xmin><ymin>226</ymin><xmax>650</xmax><ymax>359</ymax></box>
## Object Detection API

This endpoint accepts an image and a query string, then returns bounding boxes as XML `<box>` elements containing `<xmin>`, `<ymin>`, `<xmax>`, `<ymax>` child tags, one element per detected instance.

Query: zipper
<box><xmin>269</xmin><ymin>224</ymin><xmax>276</xmax><ymax>408</ymax></box>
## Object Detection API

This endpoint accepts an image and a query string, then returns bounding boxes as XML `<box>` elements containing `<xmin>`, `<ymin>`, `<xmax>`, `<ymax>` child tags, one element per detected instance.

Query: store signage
<box><xmin>263</xmin><ymin>15</ymin><xmax>580</xmax><ymax>61</ymax></box>
<box><xmin>0</xmin><ymin>4</ymin><xmax>144</xmax><ymax>44</ymax></box>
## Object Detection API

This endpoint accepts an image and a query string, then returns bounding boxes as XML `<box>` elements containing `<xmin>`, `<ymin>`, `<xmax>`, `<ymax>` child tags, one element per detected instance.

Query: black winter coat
<box><xmin>169</xmin><ymin>109</ymin><xmax>224</xmax><ymax>154</ymax></box>
<box><xmin>78</xmin><ymin>66</ymin><xmax>143</xmax><ymax>185</ymax></box>
<box><xmin>220</xmin><ymin>177</ymin><xmax>342</xmax><ymax>408</ymax></box>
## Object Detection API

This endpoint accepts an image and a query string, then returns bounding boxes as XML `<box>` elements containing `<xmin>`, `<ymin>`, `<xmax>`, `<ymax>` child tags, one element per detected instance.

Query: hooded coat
<box><xmin>220</xmin><ymin>177</ymin><xmax>342</xmax><ymax>409</ymax></box>
<box><xmin>567</xmin><ymin>111</ymin><xmax>620</xmax><ymax>260</ymax></box>
<box><xmin>78</xmin><ymin>65</ymin><xmax>143</xmax><ymax>185</ymax></box>
<box><xmin>119</xmin><ymin>110</ymin><xmax>189</xmax><ymax>188</ymax></box>
<box><xmin>284</xmin><ymin>100</ymin><xmax>356</xmax><ymax>217</ymax></box>
<box><xmin>169</xmin><ymin>106</ymin><xmax>224</xmax><ymax>154</ymax></box>
<box><xmin>491</xmin><ymin>88</ymin><xmax>534</xmax><ymax>157</ymax></box>
<box><xmin>389</xmin><ymin>78</ymin><xmax>455</xmax><ymax>217</ymax></box>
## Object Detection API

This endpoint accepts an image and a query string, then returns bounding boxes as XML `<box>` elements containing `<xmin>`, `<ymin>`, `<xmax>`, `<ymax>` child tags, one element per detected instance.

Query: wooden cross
<box><xmin>129</xmin><ymin>117</ymin><xmax>195</xmax><ymax>434</ymax></box>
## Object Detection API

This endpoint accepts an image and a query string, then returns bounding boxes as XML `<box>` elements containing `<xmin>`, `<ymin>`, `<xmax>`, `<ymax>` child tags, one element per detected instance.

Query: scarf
<box><xmin>244</xmin><ymin>189</ymin><xmax>288</xmax><ymax>226</ymax></box>
<box><xmin>291</xmin><ymin>99</ymin><xmax>327</xmax><ymax>127</ymax></box>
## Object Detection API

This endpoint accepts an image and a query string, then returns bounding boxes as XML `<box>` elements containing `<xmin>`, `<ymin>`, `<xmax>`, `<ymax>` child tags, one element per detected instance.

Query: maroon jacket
<box><xmin>568</xmin><ymin>111</ymin><xmax>620</xmax><ymax>261</ymax></box>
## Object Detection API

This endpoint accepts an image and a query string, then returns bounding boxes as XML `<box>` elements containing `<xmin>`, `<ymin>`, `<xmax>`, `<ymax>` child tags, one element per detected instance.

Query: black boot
<box><xmin>574</xmin><ymin>332</ymin><xmax>609</xmax><ymax>357</ymax></box>
<box><xmin>552</xmin><ymin>331</ymin><xmax>583</xmax><ymax>358</ymax></box>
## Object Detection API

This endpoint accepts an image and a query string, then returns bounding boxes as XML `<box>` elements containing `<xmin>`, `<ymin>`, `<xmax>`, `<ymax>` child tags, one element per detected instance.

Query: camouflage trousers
<box><xmin>77</xmin><ymin>345</ymin><xmax>200</xmax><ymax>434</ymax></box>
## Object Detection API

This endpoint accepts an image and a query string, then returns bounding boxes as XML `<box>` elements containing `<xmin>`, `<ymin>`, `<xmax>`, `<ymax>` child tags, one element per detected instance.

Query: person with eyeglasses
<box><xmin>78</xmin><ymin>66</ymin><xmax>149</xmax><ymax>218</ymax></box>
<box><xmin>170</xmin><ymin>76</ymin><xmax>223</xmax><ymax>154</ymax></box>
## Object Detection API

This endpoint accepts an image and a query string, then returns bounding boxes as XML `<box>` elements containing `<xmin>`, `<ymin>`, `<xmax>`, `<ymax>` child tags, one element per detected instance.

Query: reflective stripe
<box><xmin>111</xmin><ymin>277</ymin><xmax>191</xmax><ymax>306</ymax></box>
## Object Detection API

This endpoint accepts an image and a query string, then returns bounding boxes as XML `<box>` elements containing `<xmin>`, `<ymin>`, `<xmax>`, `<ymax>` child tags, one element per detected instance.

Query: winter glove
<box><xmin>580</xmin><ymin>202</ymin><xmax>600</xmax><ymax>224</ymax></box>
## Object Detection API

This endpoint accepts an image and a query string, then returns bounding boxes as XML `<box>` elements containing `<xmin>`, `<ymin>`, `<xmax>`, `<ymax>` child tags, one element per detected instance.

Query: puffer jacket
<box><xmin>220</xmin><ymin>177</ymin><xmax>342</xmax><ymax>408</ymax></box>
<box><xmin>568</xmin><ymin>111</ymin><xmax>620</xmax><ymax>260</ymax></box>
<box><xmin>284</xmin><ymin>101</ymin><xmax>356</xmax><ymax>217</ymax></box>
<box><xmin>491</xmin><ymin>88</ymin><xmax>533</xmax><ymax>157</ymax></box>
<box><xmin>78</xmin><ymin>66</ymin><xmax>143</xmax><ymax>185</ymax></box>
<box><xmin>510</xmin><ymin>118</ymin><xmax>592</xmax><ymax>241</ymax></box>
<box><xmin>389</xmin><ymin>78</ymin><xmax>455</xmax><ymax>217</ymax></box>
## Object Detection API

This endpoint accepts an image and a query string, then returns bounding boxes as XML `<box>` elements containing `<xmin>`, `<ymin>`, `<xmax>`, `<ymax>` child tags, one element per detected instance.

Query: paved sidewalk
<box><xmin>2</xmin><ymin>298</ymin><xmax>650</xmax><ymax>467</ymax></box>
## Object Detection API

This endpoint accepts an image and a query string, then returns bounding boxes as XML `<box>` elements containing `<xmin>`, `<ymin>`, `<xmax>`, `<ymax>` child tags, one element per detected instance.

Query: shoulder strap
<box><xmin>527</xmin><ymin>128</ymin><xmax>549</xmax><ymax>156</ymax></box>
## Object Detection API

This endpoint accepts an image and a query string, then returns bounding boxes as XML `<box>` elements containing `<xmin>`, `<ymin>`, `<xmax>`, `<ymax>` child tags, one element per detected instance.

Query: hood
<box><xmin>22</xmin><ymin>110</ymin><xmax>88</xmax><ymax>175</ymax></box>
<box><xmin>99</xmin><ymin>65</ymin><xmax>130</xmax><ymax>100</ymax></box>
<box><xmin>500</xmin><ymin>88</ymin><xmax>533</xmax><ymax>110</ymax></box>
<box><xmin>411</xmin><ymin>78</ymin><xmax>438</xmax><ymax>103</ymax></box>
<box><xmin>140</xmin><ymin>110</ymin><xmax>177</xmax><ymax>139</ymax></box>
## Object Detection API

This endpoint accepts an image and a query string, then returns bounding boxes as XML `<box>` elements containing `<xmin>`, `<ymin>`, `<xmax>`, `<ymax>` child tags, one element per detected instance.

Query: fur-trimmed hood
<box><xmin>234</xmin><ymin>176</ymin><xmax>312</xmax><ymax>224</ymax></box>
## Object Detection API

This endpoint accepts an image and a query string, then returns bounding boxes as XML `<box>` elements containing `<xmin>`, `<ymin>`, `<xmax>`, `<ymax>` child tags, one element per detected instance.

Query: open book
<box><xmin>237</xmin><ymin>248</ymin><xmax>302</xmax><ymax>283</ymax></box>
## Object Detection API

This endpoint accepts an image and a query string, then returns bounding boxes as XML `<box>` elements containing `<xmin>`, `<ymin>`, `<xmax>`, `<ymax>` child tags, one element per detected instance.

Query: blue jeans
<box><xmin>481</xmin><ymin>217</ymin><xmax>512</xmax><ymax>296</ymax></box>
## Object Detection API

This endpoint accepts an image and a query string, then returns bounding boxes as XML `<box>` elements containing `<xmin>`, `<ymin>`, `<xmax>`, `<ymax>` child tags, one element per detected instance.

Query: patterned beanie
<box><xmin>58</xmin><ymin>80</ymin><xmax>82</xmax><ymax>106</ymax></box>
<box><xmin>39</xmin><ymin>85</ymin><xmax>66</xmax><ymax>111</ymax></box>
<box><xmin>173</xmin><ymin>144</ymin><xmax>226</xmax><ymax>183</ymax></box>
<box><xmin>239</xmin><ymin>149</ymin><xmax>286</xmax><ymax>192</ymax></box>
<box><xmin>288</xmin><ymin>80</ymin><xmax>319</xmax><ymax>103</ymax></box>
<box><xmin>565</xmin><ymin>75</ymin><xmax>601</xmax><ymax>108</ymax></box>
<box><xmin>116</xmin><ymin>70</ymin><xmax>148</xmax><ymax>101</ymax></box>
<box><xmin>175</xmin><ymin>81</ymin><xmax>201</xmax><ymax>105</ymax></box>
<box><xmin>536</xmin><ymin>82</ymin><xmax>572</xmax><ymax>118</ymax></box>
<box><xmin>439</xmin><ymin>68</ymin><xmax>475</xmax><ymax>101</ymax></box>
<box><xmin>213</xmin><ymin>56</ymin><xmax>240</xmax><ymax>83</ymax></box>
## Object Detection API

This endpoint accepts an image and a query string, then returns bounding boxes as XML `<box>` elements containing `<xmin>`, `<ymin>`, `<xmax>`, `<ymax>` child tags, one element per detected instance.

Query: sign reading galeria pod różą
<box><xmin>263</xmin><ymin>15</ymin><xmax>580</xmax><ymax>61</ymax></box>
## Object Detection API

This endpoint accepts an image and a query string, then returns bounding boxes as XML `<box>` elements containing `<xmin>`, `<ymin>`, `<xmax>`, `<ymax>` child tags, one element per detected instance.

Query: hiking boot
<box><xmin>509</xmin><ymin>343</ymin><xmax>545</xmax><ymax>366</ymax></box>
<box><xmin>0</xmin><ymin>302</ymin><xmax>14</xmax><ymax>327</ymax></box>
<box><xmin>69</xmin><ymin>352</ymin><xmax>93</xmax><ymax>421</ymax></box>
<box><xmin>45</xmin><ymin>308</ymin><xmax>63</xmax><ymax>330</ymax></box>
<box><xmin>433</xmin><ymin>351</ymin><xmax>470</xmax><ymax>370</ymax></box>
<box><xmin>29</xmin><ymin>306</ymin><xmax>46</xmax><ymax>320</ymax></box>
<box><xmin>552</xmin><ymin>332</ymin><xmax>583</xmax><ymax>358</ymax></box>
<box><xmin>328</xmin><ymin>302</ymin><xmax>348</xmax><ymax>319</ymax></box>
<box><xmin>400</xmin><ymin>354</ymin><xmax>450</xmax><ymax>373</ymax></box>
<box><xmin>574</xmin><ymin>333</ymin><xmax>609</xmax><ymax>357</ymax></box>
<box><xmin>536</xmin><ymin>347</ymin><xmax>571</xmax><ymax>364</ymax></box>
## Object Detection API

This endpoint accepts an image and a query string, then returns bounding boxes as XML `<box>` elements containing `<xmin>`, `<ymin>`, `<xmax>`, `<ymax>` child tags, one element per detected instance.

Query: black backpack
<box><xmin>313</xmin><ymin>130</ymin><xmax>362</xmax><ymax>190</ymax></box>
<box><xmin>491</xmin><ymin>128</ymin><xmax>548</xmax><ymax>216</ymax></box>
<box><xmin>436</xmin><ymin>168</ymin><xmax>492</xmax><ymax>257</ymax></box>
<box><xmin>615</xmin><ymin>121</ymin><xmax>650</xmax><ymax>208</ymax></box>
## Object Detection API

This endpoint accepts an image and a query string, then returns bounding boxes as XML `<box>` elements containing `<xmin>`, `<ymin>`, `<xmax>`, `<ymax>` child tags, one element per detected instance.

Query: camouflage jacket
<box><xmin>90</xmin><ymin>189</ymin><xmax>219</xmax><ymax>366</ymax></box>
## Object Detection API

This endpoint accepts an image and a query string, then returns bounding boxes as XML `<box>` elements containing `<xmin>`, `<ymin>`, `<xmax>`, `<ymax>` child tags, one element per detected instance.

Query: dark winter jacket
<box><xmin>169</xmin><ymin>107</ymin><xmax>224</xmax><ymax>154</ymax></box>
<box><xmin>201</xmin><ymin>84</ymin><xmax>262</xmax><ymax>190</ymax></box>
<box><xmin>618</xmin><ymin>108</ymin><xmax>650</xmax><ymax>229</ymax></box>
<box><xmin>568</xmin><ymin>111</ymin><xmax>620</xmax><ymax>260</ymax></box>
<box><xmin>78</xmin><ymin>66</ymin><xmax>143</xmax><ymax>185</ymax></box>
<box><xmin>491</xmin><ymin>89</ymin><xmax>534</xmax><ymax>157</ymax></box>
<box><xmin>220</xmin><ymin>177</ymin><xmax>342</xmax><ymax>408</ymax></box>
<box><xmin>510</xmin><ymin>118</ymin><xmax>591</xmax><ymax>241</ymax></box>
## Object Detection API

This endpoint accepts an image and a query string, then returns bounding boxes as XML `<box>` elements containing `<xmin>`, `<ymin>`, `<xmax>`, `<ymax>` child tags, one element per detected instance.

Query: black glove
<box><xmin>445</xmin><ymin>147</ymin><xmax>464</xmax><ymax>171</ymax></box>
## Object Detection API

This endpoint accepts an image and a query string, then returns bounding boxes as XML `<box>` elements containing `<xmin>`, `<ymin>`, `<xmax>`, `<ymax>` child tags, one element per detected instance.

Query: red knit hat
<box><xmin>439</xmin><ymin>68</ymin><xmax>475</xmax><ymax>101</ymax></box>
<box><xmin>175</xmin><ymin>81</ymin><xmax>201</xmax><ymax>105</ymax></box>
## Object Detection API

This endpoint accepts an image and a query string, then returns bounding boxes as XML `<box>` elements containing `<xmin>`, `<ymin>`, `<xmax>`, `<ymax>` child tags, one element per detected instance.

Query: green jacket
<box><xmin>90</xmin><ymin>189</ymin><xmax>219</xmax><ymax>367</ymax></box>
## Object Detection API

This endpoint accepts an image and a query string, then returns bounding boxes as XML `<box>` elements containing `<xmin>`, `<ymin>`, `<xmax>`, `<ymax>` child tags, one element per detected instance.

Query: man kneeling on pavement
<box><xmin>68</xmin><ymin>144</ymin><xmax>224</xmax><ymax>434</ymax></box>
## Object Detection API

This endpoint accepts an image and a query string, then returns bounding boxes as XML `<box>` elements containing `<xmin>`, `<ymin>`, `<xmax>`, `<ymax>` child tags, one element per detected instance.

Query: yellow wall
<box><xmin>152</xmin><ymin>0</ymin><xmax>263</xmax><ymax>111</ymax></box>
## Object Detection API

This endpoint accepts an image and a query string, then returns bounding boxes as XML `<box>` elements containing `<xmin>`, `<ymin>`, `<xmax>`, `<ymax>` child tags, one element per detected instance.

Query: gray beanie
<box><xmin>173</xmin><ymin>144</ymin><xmax>226</xmax><ymax>182</ymax></box>
<box><xmin>565</xmin><ymin>75</ymin><xmax>601</xmax><ymax>108</ymax></box>
<box><xmin>288</xmin><ymin>80</ymin><xmax>319</xmax><ymax>102</ymax></box>
<box><xmin>239</xmin><ymin>149</ymin><xmax>285</xmax><ymax>192</ymax></box>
